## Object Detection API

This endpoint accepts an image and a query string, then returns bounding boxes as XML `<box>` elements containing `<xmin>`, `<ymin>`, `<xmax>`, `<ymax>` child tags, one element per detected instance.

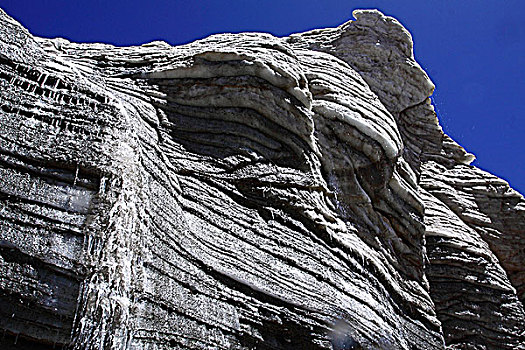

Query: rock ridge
<box><xmin>0</xmin><ymin>8</ymin><xmax>523</xmax><ymax>350</ymax></box>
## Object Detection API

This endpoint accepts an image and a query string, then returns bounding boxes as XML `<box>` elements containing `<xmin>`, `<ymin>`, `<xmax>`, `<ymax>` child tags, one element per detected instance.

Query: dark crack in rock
<box><xmin>0</xmin><ymin>8</ymin><xmax>523</xmax><ymax>350</ymax></box>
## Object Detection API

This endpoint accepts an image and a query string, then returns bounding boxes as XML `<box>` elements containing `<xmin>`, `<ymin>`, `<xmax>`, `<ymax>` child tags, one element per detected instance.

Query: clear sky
<box><xmin>1</xmin><ymin>0</ymin><xmax>524</xmax><ymax>194</ymax></box>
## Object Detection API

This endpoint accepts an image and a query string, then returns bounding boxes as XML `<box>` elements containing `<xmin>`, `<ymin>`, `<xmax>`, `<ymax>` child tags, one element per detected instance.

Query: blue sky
<box><xmin>1</xmin><ymin>0</ymin><xmax>524</xmax><ymax>194</ymax></box>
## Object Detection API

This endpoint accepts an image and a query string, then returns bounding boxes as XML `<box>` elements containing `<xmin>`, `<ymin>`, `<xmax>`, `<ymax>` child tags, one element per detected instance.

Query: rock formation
<box><xmin>0</xmin><ymin>8</ymin><xmax>523</xmax><ymax>350</ymax></box>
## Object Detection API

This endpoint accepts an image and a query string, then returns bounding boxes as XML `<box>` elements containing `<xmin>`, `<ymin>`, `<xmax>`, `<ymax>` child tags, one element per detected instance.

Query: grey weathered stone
<box><xmin>0</xmin><ymin>8</ymin><xmax>523</xmax><ymax>350</ymax></box>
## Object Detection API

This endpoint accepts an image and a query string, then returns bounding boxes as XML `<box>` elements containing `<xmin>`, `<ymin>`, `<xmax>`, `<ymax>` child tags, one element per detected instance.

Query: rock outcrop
<box><xmin>0</xmin><ymin>8</ymin><xmax>523</xmax><ymax>350</ymax></box>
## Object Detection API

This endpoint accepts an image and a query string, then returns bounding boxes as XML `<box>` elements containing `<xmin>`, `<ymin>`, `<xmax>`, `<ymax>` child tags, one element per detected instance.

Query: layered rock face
<box><xmin>0</xmin><ymin>8</ymin><xmax>523</xmax><ymax>350</ymax></box>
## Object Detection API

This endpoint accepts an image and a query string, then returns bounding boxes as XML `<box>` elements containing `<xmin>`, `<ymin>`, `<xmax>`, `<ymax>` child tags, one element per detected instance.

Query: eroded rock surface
<box><xmin>0</xmin><ymin>8</ymin><xmax>523</xmax><ymax>350</ymax></box>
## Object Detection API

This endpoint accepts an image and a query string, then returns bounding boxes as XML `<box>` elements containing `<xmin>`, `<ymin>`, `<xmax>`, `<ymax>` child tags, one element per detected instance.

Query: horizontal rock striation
<box><xmin>0</xmin><ymin>8</ymin><xmax>523</xmax><ymax>350</ymax></box>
